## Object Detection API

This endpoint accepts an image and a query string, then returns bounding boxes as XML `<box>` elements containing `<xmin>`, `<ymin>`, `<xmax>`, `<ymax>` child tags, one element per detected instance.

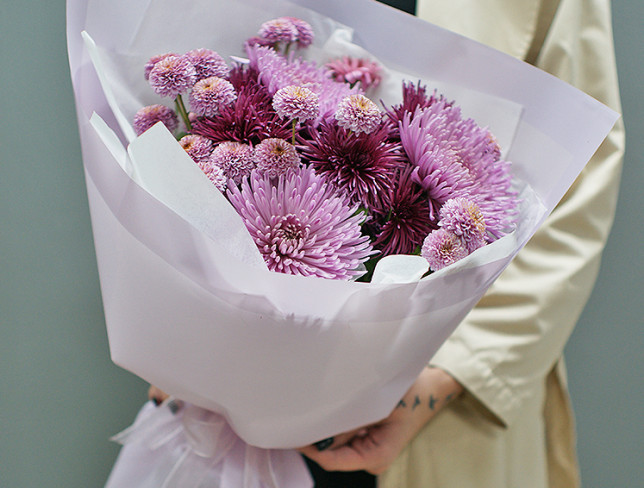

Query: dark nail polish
<box><xmin>314</xmin><ymin>437</ymin><xmax>334</xmax><ymax>451</ymax></box>
<box><xmin>152</xmin><ymin>397</ymin><xmax>162</xmax><ymax>406</ymax></box>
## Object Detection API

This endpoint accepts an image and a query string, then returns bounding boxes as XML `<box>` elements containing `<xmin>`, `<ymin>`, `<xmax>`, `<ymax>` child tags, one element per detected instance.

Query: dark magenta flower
<box><xmin>326</xmin><ymin>56</ymin><xmax>382</xmax><ymax>91</ymax></box>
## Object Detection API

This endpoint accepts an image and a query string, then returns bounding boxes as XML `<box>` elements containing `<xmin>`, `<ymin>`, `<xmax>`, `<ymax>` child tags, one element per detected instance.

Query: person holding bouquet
<box><xmin>297</xmin><ymin>0</ymin><xmax>624</xmax><ymax>486</ymax></box>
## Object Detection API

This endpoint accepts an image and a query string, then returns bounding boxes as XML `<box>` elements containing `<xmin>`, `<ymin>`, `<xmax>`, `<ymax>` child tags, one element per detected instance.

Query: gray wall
<box><xmin>1</xmin><ymin>1</ymin><xmax>641</xmax><ymax>486</ymax></box>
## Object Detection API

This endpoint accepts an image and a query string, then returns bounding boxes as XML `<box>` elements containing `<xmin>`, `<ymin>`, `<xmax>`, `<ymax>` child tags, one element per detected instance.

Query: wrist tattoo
<box><xmin>412</xmin><ymin>395</ymin><xmax>421</xmax><ymax>410</ymax></box>
<box><xmin>428</xmin><ymin>394</ymin><xmax>438</xmax><ymax>410</ymax></box>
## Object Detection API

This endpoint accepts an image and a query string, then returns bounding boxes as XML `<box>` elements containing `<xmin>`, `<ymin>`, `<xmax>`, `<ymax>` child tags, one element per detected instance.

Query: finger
<box><xmin>147</xmin><ymin>385</ymin><xmax>169</xmax><ymax>405</ymax></box>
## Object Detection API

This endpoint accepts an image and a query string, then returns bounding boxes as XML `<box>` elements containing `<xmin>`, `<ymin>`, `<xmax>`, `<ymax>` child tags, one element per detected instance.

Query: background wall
<box><xmin>0</xmin><ymin>0</ymin><xmax>641</xmax><ymax>486</ymax></box>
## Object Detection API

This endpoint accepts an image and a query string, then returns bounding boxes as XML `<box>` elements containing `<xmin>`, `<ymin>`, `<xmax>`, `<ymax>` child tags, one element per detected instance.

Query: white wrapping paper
<box><xmin>67</xmin><ymin>0</ymin><xmax>617</xmax><ymax>460</ymax></box>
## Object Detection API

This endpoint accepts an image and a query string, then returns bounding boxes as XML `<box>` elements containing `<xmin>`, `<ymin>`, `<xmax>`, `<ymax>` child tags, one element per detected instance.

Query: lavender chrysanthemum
<box><xmin>179</xmin><ymin>134</ymin><xmax>213</xmax><ymax>163</ymax></box>
<box><xmin>272</xmin><ymin>85</ymin><xmax>320</xmax><ymax>123</ymax></box>
<box><xmin>335</xmin><ymin>94</ymin><xmax>382</xmax><ymax>134</ymax></box>
<box><xmin>254</xmin><ymin>138</ymin><xmax>301</xmax><ymax>178</ymax></box>
<box><xmin>399</xmin><ymin>97</ymin><xmax>518</xmax><ymax>237</ymax></box>
<box><xmin>283</xmin><ymin>17</ymin><xmax>314</xmax><ymax>48</ymax></box>
<box><xmin>184</xmin><ymin>48</ymin><xmax>230</xmax><ymax>81</ymax></box>
<box><xmin>439</xmin><ymin>197</ymin><xmax>487</xmax><ymax>252</ymax></box>
<box><xmin>301</xmin><ymin>121</ymin><xmax>403</xmax><ymax>210</ymax></box>
<box><xmin>133</xmin><ymin>104</ymin><xmax>179</xmax><ymax>136</ymax></box>
<box><xmin>197</xmin><ymin>160</ymin><xmax>227</xmax><ymax>192</ymax></box>
<box><xmin>148</xmin><ymin>55</ymin><xmax>197</xmax><ymax>98</ymax></box>
<box><xmin>326</xmin><ymin>56</ymin><xmax>382</xmax><ymax>91</ymax></box>
<box><xmin>144</xmin><ymin>53</ymin><xmax>178</xmax><ymax>81</ymax></box>
<box><xmin>421</xmin><ymin>229</ymin><xmax>469</xmax><ymax>272</ymax></box>
<box><xmin>258</xmin><ymin>18</ymin><xmax>298</xmax><ymax>44</ymax></box>
<box><xmin>227</xmin><ymin>167</ymin><xmax>372</xmax><ymax>280</ymax></box>
<box><xmin>209</xmin><ymin>141</ymin><xmax>255</xmax><ymax>184</ymax></box>
<box><xmin>189</xmin><ymin>76</ymin><xmax>237</xmax><ymax>117</ymax></box>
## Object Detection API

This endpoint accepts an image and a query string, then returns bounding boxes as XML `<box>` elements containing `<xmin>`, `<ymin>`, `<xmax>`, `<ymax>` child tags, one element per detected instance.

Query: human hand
<box><xmin>148</xmin><ymin>385</ymin><xmax>170</xmax><ymax>405</ymax></box>
<box><xmin>299</xmin><ymin>366</ymin><xmax>463</xmax><ymax>475</ymax></box>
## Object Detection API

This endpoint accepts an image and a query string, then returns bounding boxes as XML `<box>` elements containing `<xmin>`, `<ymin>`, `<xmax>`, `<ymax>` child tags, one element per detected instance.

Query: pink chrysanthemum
<box><xmin>209</xmin><ymin>141</ymin><xmax>255</xmax><ymax>184</ymax></box>
<box><xmin>189</xmin><ymin>76</ymin><xmax>237</xmax><ymax>117</ymax></box>
<box><xmin>335</xmin><ymin>94</ymin><xmax>382</xmax><ymax>134</ymax></box>
<box><xmin>272</xmin><ymin>85</ymin><xmax>320</xmax><ymax>122</ymax></box>
<box><xmin>421</xmin><ymin>229</ymin><xmax>470</xmax><ymax>272</ymax></box>
<box><xmin>301</xmin><ymin>121</ymin><xmax>403</xmax><ymax>210</ymax></box>
<box><xmin>326</xmin><ymin>56</ymin><xmax>382</xmax><ymax>91</ymax></box>
<box><xmin>179</xmin><ymin>134</ymin><xmax>213</xmax><ymax>163</ymax></box>
<box><xmin>144</xmin><ymin>53</ymin><xmax>178</xmax><ymax>81</ymax></box>
<box><xmin>227</xmin><ymin>167</ymin><xmax>372</xmax><ymax>280</ymax></box>
<box><xmin>254</xmin><ymin>138</ymin><xmax>301</xmax><ymax>178</ymax></box>
<box><xmin>197</xmin><ymin>160</ymin><xmax>227</xmax><ymax>192</ymax></box>
<box><xmin>148</xmin><ymin>55</ymin><xmax>197</xmax><ymax>98</ymax></box>
<box><xmin>439</xmin><ymin>197</ymin><xmax>487</xmax><ymax>252</ymax></box>
<box><xmin>133</xmin><ymin>104</ymin><xmax>179</xmax><ymax>136</ymax></box>
<box><xmin>184</xmin><ymin>48</ymin><xmax>230</xmax><ymax>81</ymax></box>
<box><xmin>258</xmin><ymin>18</ymin><xmax>298</xmax><ymax>44</ymax></box>
<box><xmin>283</xmin><ymin>17</ymin><xmax>314</xmax><ymax>48</ymax></box>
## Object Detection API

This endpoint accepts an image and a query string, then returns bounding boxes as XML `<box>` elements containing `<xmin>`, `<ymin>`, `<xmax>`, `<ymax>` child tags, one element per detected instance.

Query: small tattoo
<box><xmin>397</xmin><ymin>399</ymin><xmax>407</xmax><ymax>409</ymax></box>
<box><xmin>429</xmin><ymin>394</ymin><xmax>438</xmax><ymax>410</ymax></box>
<box><xmin>446</xmin><ymin>394</ymin><xmax>453</xmax><ymax>403</ymax></box>
<box><xmin>412</xmin><ymin>395</ymin><xmax>421</xmax><ymax>410</ymax></box>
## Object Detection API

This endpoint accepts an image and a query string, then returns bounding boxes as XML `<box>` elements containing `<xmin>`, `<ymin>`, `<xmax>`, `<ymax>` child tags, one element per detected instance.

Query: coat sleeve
<box><xmin>428</xmin><ymin>0</ymin><xmax>625</xmax><ymax>427</ymax></box>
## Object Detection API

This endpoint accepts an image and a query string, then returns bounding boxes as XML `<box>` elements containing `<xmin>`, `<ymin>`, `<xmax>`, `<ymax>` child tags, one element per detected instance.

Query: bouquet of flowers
<box><xmin>67</xmin><ymin>0</ymin><xmax>618</xmax><ymax>486</ymax></box>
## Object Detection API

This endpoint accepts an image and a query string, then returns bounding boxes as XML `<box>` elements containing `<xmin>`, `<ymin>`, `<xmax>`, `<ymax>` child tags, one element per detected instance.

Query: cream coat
<box><xmin>379</xmin><ymin>0</ymin><xmax>624</xmax><ymax>486</ymax></box>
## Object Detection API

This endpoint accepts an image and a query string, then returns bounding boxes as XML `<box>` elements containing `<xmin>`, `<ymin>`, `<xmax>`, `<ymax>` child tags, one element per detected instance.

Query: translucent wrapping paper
<box><xmin>67</xmin><ymin>0</ymin><xmax>617</xmax><ymax>485</ymax></box>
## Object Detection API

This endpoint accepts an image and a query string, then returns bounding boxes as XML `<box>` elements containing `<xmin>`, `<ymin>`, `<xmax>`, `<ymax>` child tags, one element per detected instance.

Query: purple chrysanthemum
<box><xmin>421</xmin><ymin>229</ymin><xmax>470</xmax><ymax>272</ymax></box>
<box><xmin>399</xmin><ymin>98</ymin><xmax>518</xmax><ymax>236</ymax></box>
<box><xmin>258</xmin><ymin>18</ymin><xmax>298</xmax><ymax>44</ymax></box>
<box><xmin>227</xmin><ymin>167</ymin><xmax>372</xmax><ymax>280</ymax></box>
<box><xmin>283</xmin><ymin>17</ymin><xmax>314</xmax><ymax>48</ymax></box>
<box><xmin>191</xmin><ymin>65</ymin><xmax>293</xmax><ymax>146</ymax></box>
<box><xmin>369</xmin><ymin>167</ymin><xmax>436</xmax><ymax>256</ymax></box>
<box><xmin>133</xmin><ymin>104</ymin><xmax>179</xmax><ymax>136</ymax></box>
<box><xmin>439</xmin><ymin>197</ymin><xmax>487</xmax><ymax>252</ymax></box>
<box><xmin>189</xmin><ymin>76</ymin><xmax>237</xmax><ymax>117</ymax></box>
<box><xmin>148</xmin><ymin>55</ymin><xmax>197</xmax><ymax>98</ymax></box>
<box><xmin>144</xmin><ymin>53</ymin><xmax>178</xmax><ymax>81</ymax></box>
<box><xmin>335</xmin><ymin>94</ymin><xmax>382</xmax><ymax>134</ymax></box>
<box><xmin>301</xmin><ymin>121</ymin><xmax>404</xmax><ymax>210</ymax></box>
<box><xmin>184</xmin><ymin>48</ymin><xmax>230</xmax><ymax>81</ymax></box>
<box><xmin>384</xmin><ymin>82</ymin><xmax>443</xmax><ymax>131</ymax></box>
<box><xmin>272</xmin><ymin>85</ymin><xmax>320</xmax><ymax>123</ymax></box>
<box><xmin>208</xmin><ymin>141</ymin><xmax>255</xmax><ymax>184</ymax></box>
<box><xmin>179</xmin><ymin>134</ymin><xmax>213</xmax><ymax>163</ymax></box>
<box><xmin>197</xmin><ymin>160</ymin><xmax>227</xmax><ymax>192</ymax></box>
<box><xmin>254</xmin><ymin>138</ymin><xmax>301</xmax><ymax>178</ymax></box>
<box><xmin>326</xmin><ymin>56</ymin><xmax>382</xmax><ymax>91</ymax></box>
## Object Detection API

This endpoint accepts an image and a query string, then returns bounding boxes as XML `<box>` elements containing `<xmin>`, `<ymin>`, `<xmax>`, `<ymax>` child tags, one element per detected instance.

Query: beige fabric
<box><xmin>379</xmin><ymin>0</ymin><xmax>624</xmax><ymax>486</ymax></box>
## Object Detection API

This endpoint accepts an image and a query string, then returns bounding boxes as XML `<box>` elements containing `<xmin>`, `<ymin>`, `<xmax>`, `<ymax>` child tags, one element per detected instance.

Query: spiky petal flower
<box><xmin>184</xmin><ymin>48</ymin><xmax>230</xmax><ymax>81</ymax></box>
<box><xmin>144</xmin><ymin>53</ymin><xmax>178</xmax><ymax>81</ymax></box>
<box><xmin>326</xmin><ymin>56</ymin><xmax>382</xmax><ymax>91</ymax></box>
<box><xmin>227</xmin><ymin>167</ymin><xmax>372</xmax><ymax>280</ymax></box>
<box><xmin>148</xmin><ymin>55</ymin><xmax>197</xmax><ymax>98</ymax></box>
<box><xmin>179</xmin><ymin>134</ymin><xmax>213</xmax><ymax>163</ymax></box>
<box><xmin>370</xmin><ymin>167</ymin><xmax>436</xmax><ymax>256</ymax></box>
<box><xmin>439</xmin><ymin>197</ymin><xmax>487</xmax><ymax>252</ymax></box>
<box><xmin>272</xmin><ymin>85</ymin><xmax>320</xmax><ymax>123</ymax></box>
<box><xmin>208</xmin><ymin>141</ymin><xmax>255</xmax><ymax>184</ymax></box>
<box><xmin>421</xmin><ymin>229</ymin><xmax>469</xmax><ymax>272</ymax></box>
<box><xmin>302</xmin><ymin>121</ymin><xmax>403</xmax><ymax>210</ymax></box>
<box><xmin>254</xmin><ymin>138</ymin><xmax>301</xmax><ymax>178</ymax></box>
<box><xmin>258</xmin><ymin>18</ymin><xmax>298</xmax><ymax>44</ymax></box>
<box><xmin>189</xmin><ymin>76</ymin><xmax>237</xmax><ymax>117</ymax></box>
<box><xmin>335</xmin><ymin>94</ymin><xmax>382</xmax><ymax>134</ymax></box>
<box><xmin>133</xmin><ymin>104</ymin><xmax>179</xmax><ymax>136</ymax></box>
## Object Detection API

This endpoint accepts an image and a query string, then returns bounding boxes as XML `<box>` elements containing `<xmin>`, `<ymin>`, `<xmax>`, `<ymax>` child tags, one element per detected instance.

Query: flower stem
<box><xmin>175</xmin><ymin>95</ymin><xmax>192</xmax><ymax>132</ymax></box>
<box><xmin>291</xmin><ymin>119</ymin><xmax>297</xmax><ymax>145</ymax></box>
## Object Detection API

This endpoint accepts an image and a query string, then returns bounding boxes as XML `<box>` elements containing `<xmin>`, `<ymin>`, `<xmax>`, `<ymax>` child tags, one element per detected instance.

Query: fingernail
<box><xmin>314</xmin><ymin>437</ymin><xmax>334</xmax><ymax>451</ymax></box>
<box><xmin>151</xmin><ymin>397</ymin><xmax>162</xmax><ymax>406</ymax></box>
